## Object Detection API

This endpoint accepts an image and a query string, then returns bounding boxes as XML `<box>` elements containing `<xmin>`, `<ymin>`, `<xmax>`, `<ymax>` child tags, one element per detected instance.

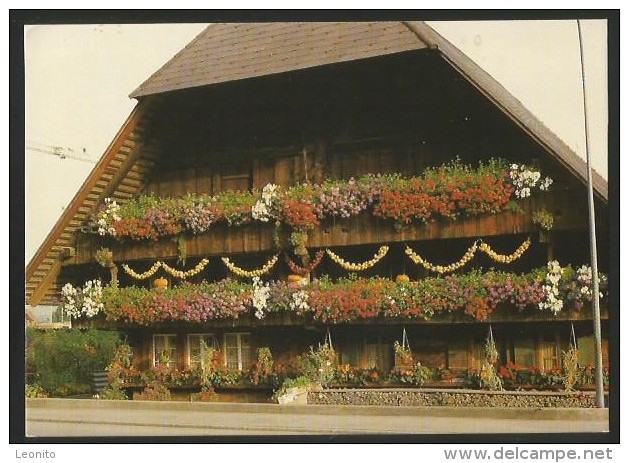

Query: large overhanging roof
<box><xmin>130</xmin><ymin>22</ymin><xmax>428</xmax><ymax>98</ymax></box>
<box><xmin>130</xmin><ymin>21</ymin><xmax>607</xmax><ymax>200</ymax></box>
<box><xmin>26</xmin><ymin>21</ymin><xmax>608</xmax><ymax>307</ymax></box>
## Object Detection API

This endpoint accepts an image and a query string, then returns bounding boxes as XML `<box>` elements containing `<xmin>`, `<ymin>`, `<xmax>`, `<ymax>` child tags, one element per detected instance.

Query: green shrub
<box><xmin>297</xmin><ymin>343</ymin><xmax>336</xmax><ymax>387</ymax></box>
<box><xmin>99</xmin><ymin>384</ymin><xmax>129</xmax><ymax>400</ymax></box>
<box><xmin>190</xmin><ymin>386</ymin><xmax>220</xmax><ymax>402</ymax></box>
<box><xmin>26</xmin><ymin>327</ymin><xmax>120</xmax><ymax>396</ymax></box>
<box><xmin>136</xmin><ymin>382</ymin><xmax>171</xmax><ymax>401</ymax></box>
<box><xmin>25</xmin><ymin>383</ymin><xmax>48</xmax><ymax>398</ymax></box>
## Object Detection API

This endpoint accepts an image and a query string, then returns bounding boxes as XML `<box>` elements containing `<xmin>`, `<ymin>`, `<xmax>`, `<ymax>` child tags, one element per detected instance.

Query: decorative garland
<box><xmin>162</xmin><ymin>259</ymin><xmax>210</xmax><ymax>279</ymax></box>
<box><xmin>122</xmin><ymin>262</ymin><xmax>162</xmax><ymax>280</ymax></box>
<box><xmin>405</xmin><ymin>242</ymin><xmax>479</xmax><ymax>274</ymax></box>
<box><xmin>326</xmin><ymin>246</ymin><xmax>389</xmax><ymax>272</ymax></box>
<box><xmin>285</xmin><ymin>250</ymin><xmax>325</xmax><ymax>275</ymax></box>
<box><xmin>221</xmin><ymin>254</ymin><xmax>279</xmax><ymax>278</ymax></box>
<box><xmin>478</xmin><ymin>237</ymin><xmax>531</xmax><ymax>264</ymax></box>
<box><xmin>122</xmin><ymin>259</ymin><xmax>209</xmax><ymax>280</ymax></box>
<box><xmin>405</xmin><ymin>237</ymin><xmax>531</xmax><ymax>274</ymax></box>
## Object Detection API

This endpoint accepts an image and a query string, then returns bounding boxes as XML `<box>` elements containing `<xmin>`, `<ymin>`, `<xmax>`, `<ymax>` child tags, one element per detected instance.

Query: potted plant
<box><xmin>532</xmin><ymin>209</ymin><xmax>554</xmax><ymax>243</ymax></box>
<box><xmin>394</xmin><ymin>340</ymin><xmax>413</xmax><ymax>368</ymax></box>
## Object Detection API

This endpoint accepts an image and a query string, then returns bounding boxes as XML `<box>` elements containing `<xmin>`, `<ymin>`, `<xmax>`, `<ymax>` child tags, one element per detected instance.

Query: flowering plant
<box><xmin>313</xmin><ymin>177</ymin><xmax>375</xmax><ymax>219</ymax></box>
<box><xmin>373</xmin><ymin>159</ymin><xmax>513</xmax><ymax>226</ymax></box>
<box><xmin>95</xmin><ymin>198</ymin><xmax>121</xmax><ymax>236</ymax></box>
<box><xmin>216</xmin><ymin>190</ymin><xmax>256</xmax><ymax>226</ymax></box>
<box><xmin>181</xmin><ymin>195</ymin><xmax>224</xmax><ymax>234</ymax></box>
<box><xmin>509</xmin><ymin>163</ymin><xmax>553</xmax><ymax>198</ymax></box>
<box><xmin>61</xmin><ymin>280</ymin><xmax>104</xmax><ymax>318</ymax></box>
<box><xmin>103</xmin><ymin>279</ymin><xmax>250</xmax><ymax>325</ymax></box>
<box><xmin>532</xmin><ymin>209</ymin><xmax>554</xmax><ymax>231</ymax></box>
<box><xmin>101</xmin><ymin>263</ymin><xmax>604</xmax><ymax>325</ymax></box>
<box><xmin>297</xmin><ymin>342</ymin><xmax>337</xmax><ymax>387</ymax></box>
<box><xmin>251</xmin><ymin>183</ymin><xmax>281</xmax><ymax>223</ymax></box>
<box><xmin>251</xmin><ymin>277</ymin><xmax>271</xmax><ymax>319</ymax></box>
<box><xmin>390</xmin><ymin>363</ymin><xmax>433</xmax><ymax>386</ymax></box>
<box><xmin>87</xmin><ymin>158</ymin><xmax>551</xmax><ymax>242</ymax></box>
<box><xmin>95</xmin><ymin>247</ymin><xmax>114</xmax><ymax>267</ymax></box>
<box><xmin>539</xmin><ymin>260</ymin><xmax>564</xmax><ymax>314</ymax></box>
<box><xmin>250</xmin><ymin>347</ymin><xmax>274</xmax><ymax>386</ymax></box>
<box><xmin>393</xmin><ymin>340</ymin><xmax>413</xmax><ymax>364</ymax></box>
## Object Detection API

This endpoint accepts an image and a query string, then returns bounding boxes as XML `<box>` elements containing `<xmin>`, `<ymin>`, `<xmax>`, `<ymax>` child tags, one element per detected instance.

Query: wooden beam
<box><xmin>28</xmin><ymin>259</ymin><xmax>62</xmax><ymax>306</ymax></box>
<box><xmin>25</xmin><ymin>99</ymin><xmax>152</xmax><ymax>296</ymax></box>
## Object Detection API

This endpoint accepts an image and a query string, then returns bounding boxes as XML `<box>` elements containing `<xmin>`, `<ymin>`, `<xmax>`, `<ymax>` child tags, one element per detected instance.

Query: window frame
<box><xmin>223</xmin><ymin>332</ymin><xmax>251</xmax><ymax>371</ymax></box>
<box><xmin>187</xmin><ymin>333</ymin><xmax>219</xmax><ymax>369</ymax></box>
<box><xmin>152</xmin><ymin>334</ymin><xmax>178</xmax><ymax>369</ymax></box>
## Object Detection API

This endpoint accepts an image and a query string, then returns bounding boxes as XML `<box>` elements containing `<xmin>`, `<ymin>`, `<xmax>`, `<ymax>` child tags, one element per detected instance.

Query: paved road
<box><xmin>25</xmin><ymin>399</ymin><xmax>609</xmax><ymax>437</ymax></box>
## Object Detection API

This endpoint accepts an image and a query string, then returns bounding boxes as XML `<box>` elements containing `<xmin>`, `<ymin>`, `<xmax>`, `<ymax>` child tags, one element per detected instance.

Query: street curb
<box><xmin>26</xmin><ymin>398</ymin><xmax>609</xmax><ymax>421</ymax></box>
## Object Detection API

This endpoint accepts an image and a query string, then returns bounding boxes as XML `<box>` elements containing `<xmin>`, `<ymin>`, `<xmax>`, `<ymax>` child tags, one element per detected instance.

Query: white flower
<box><xmin>290</xmin><ymin>290</ymin><xmax>310</xmax><ymax>311</ymax></box>
<box><xmin>508</xmin><ymin>164</ymin><xmax>552</xmax><ymax>198</ymax></box>
<box><xmin>251</xmin><ymin>201</ymin><xmax>270</xmax><ymax>222</ymax></box>
<box><xmin>251</xmin><ymin>277</ymin><xmax>270</xmax><ymax>319</ymax></box>
<box><xmin>261</xmin><ymin>183</ymin><xmax>279</xmax><ymax>204</ymax></box>
<box><xmin>61</xmin><ymin>279</ymin><xmax>103</xmax><ymax>318</ymax></box>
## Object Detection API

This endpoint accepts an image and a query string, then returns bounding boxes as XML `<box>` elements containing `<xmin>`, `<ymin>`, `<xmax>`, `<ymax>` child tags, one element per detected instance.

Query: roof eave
<box><xmin>402</xmin><ymin>21</ymin><xmax>608</xmax><ymax>203</ymax></box>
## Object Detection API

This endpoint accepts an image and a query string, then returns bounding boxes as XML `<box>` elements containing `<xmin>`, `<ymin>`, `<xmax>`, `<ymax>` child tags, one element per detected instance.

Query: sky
<box><xmin>23</xmin><ymin>20</ymin><xmax>609</xmax><ymax>266</ymax></box>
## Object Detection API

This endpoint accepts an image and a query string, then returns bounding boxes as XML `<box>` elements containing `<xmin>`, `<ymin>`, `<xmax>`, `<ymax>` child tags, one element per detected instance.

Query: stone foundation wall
<box><xmin>308</xmin><ymin>388</ymin><xmax>600</xmax><ymax>408</ymax></box>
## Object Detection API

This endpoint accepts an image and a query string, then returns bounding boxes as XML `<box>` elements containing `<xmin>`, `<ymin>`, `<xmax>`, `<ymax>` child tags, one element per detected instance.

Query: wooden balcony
<box><xmin>71</xmin><ymin>190</ymin><xmax>586</xmax><ymax>265</ymax></box>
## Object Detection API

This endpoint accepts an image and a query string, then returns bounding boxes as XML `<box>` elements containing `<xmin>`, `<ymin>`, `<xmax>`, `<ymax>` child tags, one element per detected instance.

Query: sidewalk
<box><xmin>25</xmin><ymin>399</ymin><xmax>609</xmax><ymax>437</ymax></box>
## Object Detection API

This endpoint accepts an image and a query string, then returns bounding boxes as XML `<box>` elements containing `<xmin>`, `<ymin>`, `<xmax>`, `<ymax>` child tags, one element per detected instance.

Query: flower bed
<box><xmin>86</xmin><ymin>159</ymin><xmax>551</xmax><ymax>242</ymax></box>
<box><xmin>99</xmin><ymin>264</ymin><xmax>603</xmax><ymax>325</ymax></box>
<box><xmin>307</xmin><ymin>388</ymin><xmax>603</xmax><ymax>408</ymax></box>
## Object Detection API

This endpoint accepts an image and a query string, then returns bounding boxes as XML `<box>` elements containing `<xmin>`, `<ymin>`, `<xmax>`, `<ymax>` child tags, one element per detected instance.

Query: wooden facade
<box><xmin>28</xmin><ymin>22</ymin><xmax>610</xmax><ymax>390</ymax></box>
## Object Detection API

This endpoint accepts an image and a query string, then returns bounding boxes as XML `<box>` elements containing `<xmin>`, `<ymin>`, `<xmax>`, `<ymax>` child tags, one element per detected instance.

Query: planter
<box><xmin>395</xmin><ymin>354</ymin><xmax>414</xmax><ymax>369</ymax></box>
<box><xmin>277</xmin><ymin>386</ymin><xmax>309</xmax><ymax>405</ymax></box>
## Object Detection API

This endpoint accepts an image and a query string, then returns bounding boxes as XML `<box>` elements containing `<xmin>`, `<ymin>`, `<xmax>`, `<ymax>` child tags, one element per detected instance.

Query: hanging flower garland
<box><xmin>405</xmin><ymin>236</ymin><xmax>532</xmax><ymax>274</ymax></box>
<box><xmin>222</xmin><ymin>254</ymin><xmax>279</xmax><ymax>278</ymax></box>
<box><xmin>122</xmin><ymin>261</ymin><xmax>162</xmax><ymax>280</ymax></box>
<box><xmin>162</xmin><ymin>259</ymin><xmax>210</xmax><ymax>279</ymax></box>
<box><xmin>326</xmin><ymin>245</ymin><xmax>389</xmax><ymax>272</ymax></box>
<box><xmin>478</xmin><ymin>237</ymin><xmax>531</xmax><ymax>264</ymax></box>
<box><xmin>405</xmin><ymin>242</ymin><xmax>479</xmax><ymax>274</ymax></box>
<box><xmin>285</xmin><ymin>250</ymin><xmax>325</xmax><ymax>275</ymax></box>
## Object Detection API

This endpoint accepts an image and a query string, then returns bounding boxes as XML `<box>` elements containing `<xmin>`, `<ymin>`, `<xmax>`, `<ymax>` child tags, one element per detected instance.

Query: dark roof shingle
<box><xmin>130</xmin><ymin>22</ymin><xmax>427</xmax><ymax>98</ymax></box>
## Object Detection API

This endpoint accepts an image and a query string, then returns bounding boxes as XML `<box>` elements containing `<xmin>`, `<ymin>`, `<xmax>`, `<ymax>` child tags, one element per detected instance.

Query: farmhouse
<box><xmin>25</xmin><ymin>22</ymin><xmax>609</xmax><ymax>394</ymax></box>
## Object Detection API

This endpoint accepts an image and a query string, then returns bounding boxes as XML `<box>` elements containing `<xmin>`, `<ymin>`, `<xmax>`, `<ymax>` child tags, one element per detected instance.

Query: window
<box><xmin>447</xmin><ymin>341</ymin><xmax>468</xmax><ymax>370</ymax></box>
<box><xmin>187</xmin><ymin>334</ymin><xmax>219</xmax><ymax>369</ymax></box>
<box><xmin>220</xmin><ymin>162</ymin><xmax>251</xmax><ymax>192</ymax></box>
<box><xmin>153</xmin><ymin>334</ymin><xmax>178</xmax><ymax>368</ymax></box>
<box><xmin>338</xmin><ymin>342</ymin><xmax>360</xmax><ymax>367</ymax></box>
<box><xmin>224</xmin><ymin>333</ymin><xmax>251</xmax><ymax>371</ymax></box>
<box><xmin>365</xmin><ymin>333</ymin><xmax>392</xmax><ymax>370</ymax></box>
<box><xmin>513</xmin><ymin>338</ymin><xmax>536</xmax><ymax>367</ymax></box>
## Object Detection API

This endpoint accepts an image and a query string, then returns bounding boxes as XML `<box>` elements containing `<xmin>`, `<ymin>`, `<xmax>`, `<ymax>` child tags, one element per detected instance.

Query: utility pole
<box><xmin>577</xmin><ymin>19</ymin><xmax>605</xmax><ymax>409</ymax></box>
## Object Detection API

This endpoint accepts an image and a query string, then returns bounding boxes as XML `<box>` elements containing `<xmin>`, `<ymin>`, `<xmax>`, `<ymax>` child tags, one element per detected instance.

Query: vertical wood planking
<box><xmin>274</xmin><ymin>156</ymin><xmax>293</xmax><ymax>186</ymax></box>
<box><xmin>196</xmin><ymin>166</ymin><xmax>214</xmax><ymax>195</ymax></box>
